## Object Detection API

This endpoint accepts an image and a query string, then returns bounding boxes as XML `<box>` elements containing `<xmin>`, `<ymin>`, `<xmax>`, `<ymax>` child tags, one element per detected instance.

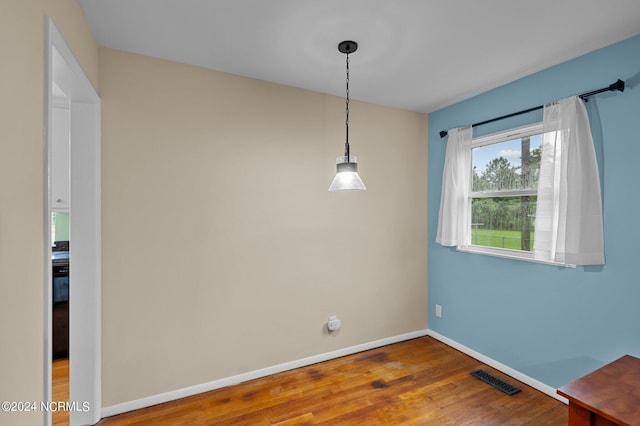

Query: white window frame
<box><xmin>456</xmin><ymin>122</ymin><xmax>573</xmax><ymax>267</ymax></box>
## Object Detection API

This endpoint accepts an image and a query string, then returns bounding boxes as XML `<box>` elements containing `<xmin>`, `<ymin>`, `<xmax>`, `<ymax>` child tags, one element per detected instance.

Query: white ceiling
<box><xmin>77</xmin><ymin>0</ymin><xmax>640</xmax><ymax>113</ymax></box>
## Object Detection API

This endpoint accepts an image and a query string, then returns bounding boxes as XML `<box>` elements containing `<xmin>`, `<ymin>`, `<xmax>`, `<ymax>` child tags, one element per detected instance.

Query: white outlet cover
<box><xmin>327</xmin><ymin>317</ymin><xmax>341</xmax><ymax>331</ymax></box>
<box><xmin>435</xmin><ymin>304</ymin><xmax>442</xmax><ymax>318</ymax></box>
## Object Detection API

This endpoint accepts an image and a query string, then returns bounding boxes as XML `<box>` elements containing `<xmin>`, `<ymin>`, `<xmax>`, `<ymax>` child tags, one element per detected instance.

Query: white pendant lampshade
<box><xmin>329</xmin><ymin>40</ymin><xmax>366</xmax><ymax>192</ymax></box>
<box><xmin>329</xmin><ymin>156</ymin><xmax>366</xmax><ymax>191</ymax></box>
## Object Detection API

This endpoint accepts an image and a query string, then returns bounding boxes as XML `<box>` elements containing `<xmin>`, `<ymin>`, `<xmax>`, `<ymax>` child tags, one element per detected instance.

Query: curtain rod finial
<box><xmin>440</xmin><ymin>130</ymin><xmax>448</xmax><ymax>138</ymax></box>
<box><xmin>609</xmin><ymin>79</ymin><xmax>625</xmax><ymax>93</ymax></box>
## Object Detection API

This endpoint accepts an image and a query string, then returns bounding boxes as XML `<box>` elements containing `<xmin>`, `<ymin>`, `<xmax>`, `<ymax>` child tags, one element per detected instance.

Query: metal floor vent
<box><xmin>471</xmin><ymin>370</ymin><xmax>521</xmax><ymax>396</ymax></box>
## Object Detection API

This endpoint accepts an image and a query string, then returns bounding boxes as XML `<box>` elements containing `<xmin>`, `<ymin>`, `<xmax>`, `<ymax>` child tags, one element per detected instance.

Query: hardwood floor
<box><xmin>52</xmin><ymin>358</ymin><xmax>69</xmax><ymax>426</ymax></box>
<box><xmin>98</xmin><ymin>337</ymin><xmax>567</xmax><ymax>425</ymax></box>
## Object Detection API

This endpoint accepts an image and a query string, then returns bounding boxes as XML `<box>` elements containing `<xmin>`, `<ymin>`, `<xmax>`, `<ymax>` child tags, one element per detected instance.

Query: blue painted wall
<box><xmin>428</xmin><ymin>35</ymin><xmax>640</xmax><ymax>389</ymax></box>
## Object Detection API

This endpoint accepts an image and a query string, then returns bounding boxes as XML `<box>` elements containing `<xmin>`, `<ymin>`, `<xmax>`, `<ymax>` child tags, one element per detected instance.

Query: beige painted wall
<box><xmin>0</xmin><ymin>0</ymin><xmax>426</xmax><ymax>416</ymax></box>
<box><xmin>100</xmin><ymin>47</ymin><xmax>427</xmax><ymax>407</ymax></box>
<box><xmin>0</xmin><ymin>1</ymin><xmax>97</xmax><ymax>425</ymax></box>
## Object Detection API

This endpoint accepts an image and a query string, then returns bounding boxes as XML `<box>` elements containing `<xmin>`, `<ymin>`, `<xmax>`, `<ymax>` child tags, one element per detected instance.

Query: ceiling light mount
<box><xmin>337</xmin><ymin>40</ymin><xmax>358</xmax><ymax>55</ymax></box>
<box><xmin>329</xmin><ymin>40</ymin><xmax>366</xmax><ymax>192</ymax></box>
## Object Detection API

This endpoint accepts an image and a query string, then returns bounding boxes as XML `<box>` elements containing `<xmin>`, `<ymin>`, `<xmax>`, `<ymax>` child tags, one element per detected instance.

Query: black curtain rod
<box><xmin>439</xmin><ymin>79</ymin><xmax>625</xmax><ymax>138</ymax></box>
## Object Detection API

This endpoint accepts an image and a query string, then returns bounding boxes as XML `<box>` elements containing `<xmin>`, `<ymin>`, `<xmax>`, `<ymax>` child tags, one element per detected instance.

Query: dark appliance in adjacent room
<box><xmin>52</xmin><ymin>241</ymin><xmax>69</xmax><ymax>360</ymax></box>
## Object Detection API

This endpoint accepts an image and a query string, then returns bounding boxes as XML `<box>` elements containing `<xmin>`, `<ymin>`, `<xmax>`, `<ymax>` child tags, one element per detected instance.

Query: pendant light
<box><xmin>329</xmin><ymin>40</ymin><xmax>366</xmax><ymax>192</ymax></box>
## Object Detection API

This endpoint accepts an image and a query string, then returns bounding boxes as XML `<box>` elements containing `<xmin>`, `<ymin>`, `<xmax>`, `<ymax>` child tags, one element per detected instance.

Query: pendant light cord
<box><xmin>345</xmin><ymin>52</ymin><xmax>350</xmax><ymax>159</ymax></box>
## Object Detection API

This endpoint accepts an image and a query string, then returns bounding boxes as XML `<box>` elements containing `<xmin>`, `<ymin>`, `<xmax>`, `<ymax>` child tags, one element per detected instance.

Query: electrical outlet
<box><xmin>327</xmin><ymin>316</ymin><xmax>341</xmax><ymax>331</ymax></box>
<box><xmin>435</xmin><ymin>304</ymin><xmax>442</xmax><ymax>318</ymax></box>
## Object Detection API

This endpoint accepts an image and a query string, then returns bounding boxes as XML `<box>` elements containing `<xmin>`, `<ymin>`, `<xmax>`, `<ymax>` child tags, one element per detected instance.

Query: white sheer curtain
<box><xmin>534</xmin><ymin>96</ymin><xmax>605</xmax><ymax>265</ymax></box>
<box><xmin>436</xmin><ymin>126</ymin><xmax>472</xmax><ymax>247</ymax></box>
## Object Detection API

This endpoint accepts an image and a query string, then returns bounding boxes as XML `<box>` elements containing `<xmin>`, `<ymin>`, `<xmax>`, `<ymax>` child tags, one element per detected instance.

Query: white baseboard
<box><xmin>102</xmin><ymin>328</ymin><xmax>565</xmax><ymax>420</ymax></box>
<box><xmin>101</xmin><ymin>329</ymin><xmax>429</xmax><ymax>419</ymax></box>
<box><xmin>426</xmin><ymin>329</ymin><xmax>568</xmax><ymax>404</ymax></box>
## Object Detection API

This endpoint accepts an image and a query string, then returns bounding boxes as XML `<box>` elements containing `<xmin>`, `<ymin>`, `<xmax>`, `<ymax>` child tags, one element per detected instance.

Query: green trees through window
<box><xmin>471</xmin><ymin>132</ymin><xmax>542</xmax><ymax>252</ymax></box>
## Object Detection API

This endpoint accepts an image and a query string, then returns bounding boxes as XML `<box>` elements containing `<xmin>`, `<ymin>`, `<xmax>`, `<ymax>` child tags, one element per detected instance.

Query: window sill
<box><xmin>457</xmin><ymin>245</ymin><xmax>575</xmax><ymax>268</ymax></box>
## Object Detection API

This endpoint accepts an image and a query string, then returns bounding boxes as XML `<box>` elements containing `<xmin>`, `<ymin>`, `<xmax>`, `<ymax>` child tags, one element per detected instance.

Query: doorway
<box><xmin>45</xmin><ymin>18</ymin><xmax>101</xmax><ymax>426</ymax></box>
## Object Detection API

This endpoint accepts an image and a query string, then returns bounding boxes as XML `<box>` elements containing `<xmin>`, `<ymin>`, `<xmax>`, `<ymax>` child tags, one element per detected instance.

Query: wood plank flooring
<box><xmin>97</xmin><ymin>337</ymin><xmax>567</xmax><ymax>425</ymax></box>
<box><xmin>52</xmin><ymin>358</ymin><xmax>69</xmax><ymax>426</ymax></box>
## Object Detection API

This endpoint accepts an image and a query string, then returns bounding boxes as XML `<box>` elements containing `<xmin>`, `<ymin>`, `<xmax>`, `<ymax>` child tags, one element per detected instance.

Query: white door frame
<box><xmin>45</xmin><ymin>18</ymin><xmax>102</xmax><ymax>426</ymax></box>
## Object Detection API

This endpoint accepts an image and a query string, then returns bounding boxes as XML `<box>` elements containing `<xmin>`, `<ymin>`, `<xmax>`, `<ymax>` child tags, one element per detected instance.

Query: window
<box><xmin>437</xmin><ymin>96</ymin><xmax>604</xmax><ymax>266</ymax></box>
<box><xmin>469</xmin><ymin>123</ymin><xmax>542</xmax><ymax>258</ymax></box>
